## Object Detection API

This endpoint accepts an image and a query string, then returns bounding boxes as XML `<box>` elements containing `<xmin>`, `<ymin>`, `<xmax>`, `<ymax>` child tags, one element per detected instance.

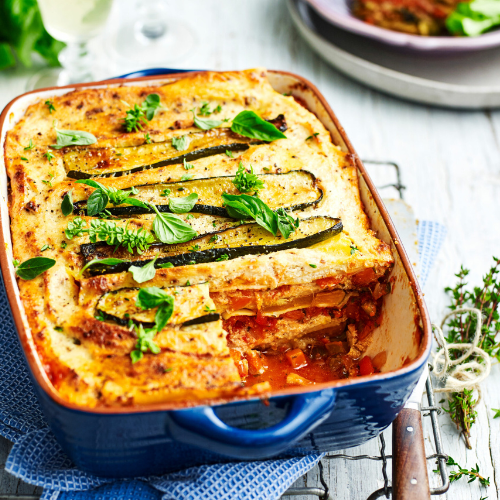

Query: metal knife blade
<box><xmin>405</xmin><ymin>365</ymin><xmax>429</xmax><ymax>410</ymax></box>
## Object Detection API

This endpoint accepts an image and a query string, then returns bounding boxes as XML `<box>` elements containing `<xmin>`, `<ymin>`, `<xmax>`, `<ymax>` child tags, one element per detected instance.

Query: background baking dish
<box><xmin>0</xmin><ymin>69</ymin><xmax>431</xmax><ymax>478</ymax></box>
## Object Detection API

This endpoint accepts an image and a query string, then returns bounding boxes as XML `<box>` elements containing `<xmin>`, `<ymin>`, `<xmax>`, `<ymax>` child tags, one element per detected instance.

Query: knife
<box><xmin>392</xmin><ymin>365</ymin><xmax>430</xmax><ymax>500</ymax></box>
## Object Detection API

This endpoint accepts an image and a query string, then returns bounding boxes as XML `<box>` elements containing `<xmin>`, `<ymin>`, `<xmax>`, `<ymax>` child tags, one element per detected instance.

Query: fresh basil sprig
<box><xmin>61</xmin><ymin>190</ymin><xmax>73</xmax><ymax>216</ymax></box>
<box><xmin>51</xmin><ymin>127</ymin><xmax>97</xmax><ymax>149</ymax></box>
<box><xmin>76</xmin><ymin>180</ymin><xmax>140</xmax><ymax>216</ymax></box>
<box><xmin>123</xmin><ymin>93</ymin><xmax>162</xmax><ymax>132</ymax></box>
<box><xmin>131</xmin><ymin>324</ymin><xmax>161</xmax><ymax>363</ymax></box>
<box><xmin>233</xmin><ymin>162</ymin><xmax>265</xmax><ymax>194</ymax></box>
<box><xmin>191</xmin><ymin>108</ymin><xmax>222</xmax><ymax>130</ymax></box>
<box><xmin>136</xmin><ymin>287</ymin><xmax>174</xmax><ymax>332</ymax></box>
<box><xmin>169</xmin><ymin>193</ymin><xmax>198</xmax><ymax>214</ymax></box>
<box><xmin>231</xmin><ymin>110</ymin><xmax>286</xmax><ymax>141</ymax></box>
<box><xmin>15</xmin><ymin>257</ymin><xmax>56</xmax><ymax>280</ymax></box>
<box><xmin>151</xmin><ymin>207</ymin><xmax>197</xmax><ymax>244</ymax></box>
<box><xmin>222</xmin><ymin>193</ymin><xmax>299</xmax><ymax>239</ymax></box>
<box><xmin>129</xmin><ymin>256</ymin><xmax>158</xmax><ymax>283</ymax></box>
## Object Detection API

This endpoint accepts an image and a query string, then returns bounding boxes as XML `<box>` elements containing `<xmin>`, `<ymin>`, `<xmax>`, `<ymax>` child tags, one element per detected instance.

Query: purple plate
<box><xmin>305</xmin><ymin>0</ymin><xmax>500</xmax><ymax>53</ymax></box>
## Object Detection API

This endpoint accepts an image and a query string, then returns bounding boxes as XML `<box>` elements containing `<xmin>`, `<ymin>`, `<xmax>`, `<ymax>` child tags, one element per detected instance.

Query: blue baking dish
<box><xmin>0</xmin><ymin>69</ymin><xmax>431</xmax><ymax>478</ymax></box>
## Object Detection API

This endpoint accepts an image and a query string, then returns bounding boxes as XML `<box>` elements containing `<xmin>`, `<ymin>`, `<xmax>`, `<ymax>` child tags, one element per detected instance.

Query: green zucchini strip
<box><xmin>96</xmin><ymin>287</ymin><xmax>220</xmax><ymax>328</ymax></box>
<box><xmin>82</xmin><ymin>216</ymin><xmax>342</xmax><ymax>277</ymax></box>
<box><xmin>73</xmin><ymin>170</ymin><xmax>323</xmax><ymax>217</ymax></box>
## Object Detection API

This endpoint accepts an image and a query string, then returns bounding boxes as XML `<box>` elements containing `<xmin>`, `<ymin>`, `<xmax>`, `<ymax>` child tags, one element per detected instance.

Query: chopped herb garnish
<box><xmin>263</xmin><ymin>167</ymin><xmax>270</xmax><ymax>172</ymax></box>
<box><xmin>54</xmin><ymin>326</ymin><xmax>63</xmax><ymax>332</ymax></box>
<box><xmin>20</xmin><ymin>157</ymin><xmax>28</xmax><ymax>162</ymax></box>
<box><xmin>136</xmin><ymin>287</ymin><xmax>174</xmax><ymax>332</ymax></box>
<box><xmin>309</xmin><ymin>263</ymin><xmax>317</xmax><ymax>268</ymax></box>
<box><xmin>158</xmin><ymin>262</ymin><xmax>174</xmax><ymax>269</ymax></box>
<box><xmin>178</xmin><ymin>187</ymin><xmax>185</xmax><ymax>191</ymax></box>
<box><xmin>144</xmin><ymin>133</ymin><xmax>152</xmax><ymax>144</ymax></box>
<box><xmin>180</xmin><ymin>174</ymin><xmax>193</xmax><ymax>181</ymax></box>
<box><xmin>164</xmin><ymin>367</ymin><xmax>173</xmax><ymax>373</ymax></box>
<box><xmin>209</xmin><ymin>235</ymin><xmax>220</xmax><ymax>243</ymax></box>
<box><xmin>216</xmin><ymin>254</ymin><xmax>229</xmax><ymax>261</ymax></box>
<box><xmin>41</xmin><ymin>173</ymin><xmax>54</xmax><ymax>187</ymax></box>
<box><xmin>45</xmin><ymin>100</ymin><xmax>56</xmax><ymax>113</ymax></box>
<box><xmin>183</xmin><ymin>158</ymin><xmax>194</xmax><ymax>170</ymax></box>
<box><xmin>350</xmin><ymin>245</ymin><xmax>359</xmax><ymax>255</ymax></box>
<box><xmin>15</xmin><ymin>257</ymin><xmax>56</xmax><ymax>280</ymax></box>
<box><xmin>186</xmin><ymin>214</ymin><xmax>194</xmax><ymax>220</ymax></box>
<box><xmin>130</xmin><ymin>324</ymin><xmax>161</xmax><ymax>363</ymax></box>
<box><xmin>231</xmin><ymin>110</ymin><xmax>287</xmax><ymax>141</ymax></box>
<box><xmin>225</xmin><ymin>150</ymin><xmax>234</xmax><ymax>158</ymax></box>
<box><xmin>123</xmin><ymin>93</ymin><xmax>161</xmax><ymax>132</ymax></box>
<box><xmin>306</xmin><ymin>133</ymin><xmax>319</xmax><ymax>141</ymax></box>
<box><xmin>204</xmin><ymin>305</ymin><xmax>216</xmax><ymax>313</ymax></box>
<box><xmin>44</xmin><ymin>149</ymin><xmax>55</xmax><ymax>164</ymax></box>
<box><xmin>493</xmin><ymin>408</ymin><xmax>500</xmax><ymax>419</ymax></box>
<box><xmin>199</xmin><ymin>102</ymin><xmax>222</xmax><ymax>116</ymax></box>
<box><xmin>60</xmin><ymin>241</ymin><xmax>67</xmax><ymax>249</ymax></box>
<box><xmin>40</xmin><ymin>244</ymin><xmax>50</xmax><ymax>252</ymax></box>
<box><xmin>186</xmin><ymin>280</ymin><xmax>191</xmax><ymax>286</ymax></box>
<box><xmin>189</xmin><ymin>244</ymin><xmax>201</xmax><ymax>253</ymax></box>
<box><xmin>160</xmin><ymin>188</ymin><xmax>171</xmax><ymax>197</ymax></box>
<box><xmin>24</xmin><ymin>139</ymin><xmax>34</xmax><ymax>151</ymax></box>
<box><xmin>233</xmin><ymin>162</ymin><xmax>265</xmax><ymax>194</ymax></box>
<box><xmin>212</xmin><ymin>221</ymin><xmax>217</xmax><ymax>227</ymax></box>
<box><xmin>12</xmin><ymin>259</ymin><xmax>19</xmax><ymax>267</ymax></box>
<box><xmin>172</xmin><ymin>135</ymin><xmax>189</xmax><ymax>151</ymax></box>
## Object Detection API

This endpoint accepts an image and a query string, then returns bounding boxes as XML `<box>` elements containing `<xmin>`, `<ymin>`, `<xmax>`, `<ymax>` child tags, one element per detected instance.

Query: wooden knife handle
<box><xmin>392</xmin><ymin>408</ymin><xmax>430</xmax><ymax>500</ymax></box>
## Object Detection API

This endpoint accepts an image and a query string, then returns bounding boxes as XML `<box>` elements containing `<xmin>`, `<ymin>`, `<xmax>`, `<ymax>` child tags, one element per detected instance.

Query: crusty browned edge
<box><xmin>0</xmin><ymin>69</ymin><xmax>431</xmax><ymax>414</ymax></box>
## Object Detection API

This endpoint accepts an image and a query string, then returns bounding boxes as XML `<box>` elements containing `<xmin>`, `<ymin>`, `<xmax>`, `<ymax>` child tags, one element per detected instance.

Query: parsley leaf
<box><xmin>61</xmin><ymin>190</ymin><xmax>73</xmax><ymax>216</ymax></box>
<box><xmin>169</xmin><ymin>193</ymin><xmax>198</xmax><ymax>214</ymax></box>
<box><xmin>15</xmin><ymin>257</ymin><xmax>55</xmax><ymax>280</ymax></box>
<box><xmin>191</xmin><ymin>108</ymin><xmax>222</xmax><ymax>130</ymax></box>
<box><xmin>172</xmin><ymin>135</ymin><xmax>189</xmax><ymax>151</ymax></box>
<box><xmin>231</xmin><ymin>110</ymin><xmax>287</xmax><ymax>141</ymax></box>
<box><xmin>129</xmin><ymin>256</ymin><xmax>158</xmax><ymax>283</ymax></box>
<box><xmin>233</xmin><ymin>162</ymin><xmax>265</xmax><ymax>194</ymax></box>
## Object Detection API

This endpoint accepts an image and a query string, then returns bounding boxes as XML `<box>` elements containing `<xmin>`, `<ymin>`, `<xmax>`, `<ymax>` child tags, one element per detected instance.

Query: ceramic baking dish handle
<box><xmin>169</xmin><ymin>389</ymin><xmax>337</xmax><ymax>459</ymax></box>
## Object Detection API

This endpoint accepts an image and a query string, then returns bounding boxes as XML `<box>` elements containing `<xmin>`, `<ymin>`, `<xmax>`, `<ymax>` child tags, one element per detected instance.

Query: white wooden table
<box><xmin>1</xmin><ymin>1</ymin><xmax>500</xmax><ymax>498</ymax></box>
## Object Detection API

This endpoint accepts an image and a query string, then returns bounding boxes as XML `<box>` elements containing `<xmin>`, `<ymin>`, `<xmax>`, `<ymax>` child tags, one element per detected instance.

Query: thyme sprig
<box><xmin>65</xmin><ymin>217</ymin><xmax>154</xmax><ymax>254</ymax></box>
<box><xmin>440</xmin><ymin>257</ymin><xmax>500</xmax><ymax>448</ymax></box>
<box><xmin>446</xmin><ymin>456</ymin><xmax>490</xmax><ymax>487</ymax></box>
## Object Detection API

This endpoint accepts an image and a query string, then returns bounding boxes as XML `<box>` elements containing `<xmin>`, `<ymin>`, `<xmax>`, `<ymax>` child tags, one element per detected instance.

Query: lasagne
<box><xmin>4</xmin><ymin>69</ymin><xmax>393</xmax><ymax>408</ymax></box>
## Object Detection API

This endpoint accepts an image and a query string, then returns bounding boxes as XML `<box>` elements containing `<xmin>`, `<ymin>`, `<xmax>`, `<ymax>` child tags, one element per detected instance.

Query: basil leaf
<box><xmin>169</xmin><ymin>193</ymin><xmax>198</xmax><ymax>214</ymax></box>
<box><xmin>172</xmin><ymin>135</ymin><xmax>189</xmax><ymax>151</ymax></box>
<box><xmin>86</xmin><ymin>189</ymin><xmax>108</xmax><ymax>216</ymax></box>
<box><xmin>153</xmin><ymin>212</ymin><xmax>197</xmax><ymax>244</ymax></box>
<box><xmin>76</xmin><ymin>179</ymin><xmax>104</xmax><ymax>190</ymax></box>
<box><xmin>16</xmin><ymin>257</ymin><xmax>56</xmax><ymax>280</ymax></box>
<box><xmin>275</xmin><ymin>208</ymin><xmax>299</xmax><ymax>239</ymax></box>
<box><xmin>51</xmin><ymin>128</ymin><xmax>97</xmax><ymax>149</ymax></box>
<box><xmin>158</xmin><ymin>262</ymin><xmax>174</xmax><ymax>268</ymax></box>
<box><xmin>129</xmin><ymin>256</ymin><xmax>158</xmax><ymax>283</ymax></box>
<box><xmin>123</xmin><ymin>197</ymin><xmax>150</xmax><ymax>210</ymax></box>
<box><xmin>191</xmin><ymin>109</ymin><xmax>222</xmax><ymax>130</ymax></box>
<box><xmin>231</xmin><ymin>110</ymin><xmax>287</xmax><ymax>141</ymax></box>
<box><xmin>80</xmin><ymin>257</ymin><xmax>125</xmax><ymax>275</ymax></box>
<box><xmin>61</xmin><ymin>190</ymin><xmax>73</xmax><ymax>216</ymax></box>
<box><xmin>222</xmin><ymin>193</ymin><xmax>277</xmax><ymax>235</ymax></box>
<box><xmin>136</xmin><ymin>286</ymin><xmax>170</xmax><ymax>309</ymax></box>
<box><xmin>155</xmin><ymin>301</ymin><xmax>174</xmax><ymax>332</ymax></box>
<box><xmin>144</xmin><ymin>93</ymin><xmax>161</xmax><ymax>121</ymax></box>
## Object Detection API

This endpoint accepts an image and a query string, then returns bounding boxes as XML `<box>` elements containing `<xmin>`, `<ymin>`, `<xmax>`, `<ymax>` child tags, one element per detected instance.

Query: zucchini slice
<box><xmin>65</xmin><ymin>129</ymin><xmax>259</xmax><ymax>180</ymax></box>
<box><xmin>73</xmin><ymin>170</ymin><xmax>323</xmax><ymax>217</ymax></box>
<box><xmin>82</xmin><ymin>216</ymin><xmax>342</xmax><ymax>277</ymax></box>
<box><xmin>96</xmin><ymin>287</ymin><xmax>220</xmax><ymax>328</ymax></box>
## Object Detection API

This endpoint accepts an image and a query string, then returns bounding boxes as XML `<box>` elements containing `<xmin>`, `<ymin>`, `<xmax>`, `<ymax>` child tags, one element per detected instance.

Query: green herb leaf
<box><xmin>225</xmin><ymin>150</ymin><xmax>234</xmax><ymax>158</ymax></box>
<box><xmin>183</xmin><ymin>158</ymin><xmax>194</xmax><ymax>170</ymax></box>
<box><xmin>20</xmin><ymin>157</ymin><xmax>28</xmax><ymax>161</ymax></box>
<box><xmin>40</xmin><ymin>244</ymin><xmax>50</xmax><ymax>252</ymax></box>
<box><xmin>158</xmin><ymin>262</ymin><xmax>174</xmax><ymax>268</ymax></box>
<box><xmin>216</xmin><ymin>254</ymin><xmax>229</xmax><ymax>261</ymax></box>
<box><xmin>222</xmin><ymin>193</ymin><xmax>278</xmax><ymax>235</ymax></box>
<box><xmin>136</xmin><ymin>286</ymin><xmax>174</xmax><ymax>331</ymax></box>
<box><xmin>123</xmin><ymin>104</ymin><xmax>146</xmax><ymax>132</ymax></box>
<box><xmin>189</xmin><ymin>244</ymin><xmax>201</xmax><ymax>253</ymax></box>
<box><xmin>275</xmin><ymin>208</ymin><xmax>299</xmax><ymax>239</ymax></box>
<box><xmin>231</xmin><ymin>110</ymin><xmax>287</xmax><ymax>141</ymax></box>
<box><xmin>169</xmin><ymin>193</ymin><xmax>198</xmax><ymax>214</ymax></box>
<box><xmin>160</xmin><ymin>188</ymin><xmax>171</xmax><ymax>197</ymax></box>
<box><xmin>144</xmin><ymin>132</ymin><xmax>152</xmax><ymax>144</ymax></box>
<box><xmin>24</xmin><ymin>139</ymin><xmax>34</xmax><ymax>151</ymax></box>
<box><xmin>306</xmin><ymin>132</ymin><xmax>319</xmax><ymax>141</ymax></box>
<box><xmin>129</xmin><ymin>256</ymin><xmax>158</xmax><ymax>283</ymax></box>
<box><xmin>180</xmin><ymin>174</ymin><xmax>193</xmax><ymax>181</ymax></box>
<box><xmin>204</xmin><ymin>305</ymin><xmax>216</xmax><ymax>313</ymax></box>
<box><xmin>80</xmin><ymin>257</ymin><xmax>125</xmax><ymax>275</ymax></box>
<box><xmin>61</xmin><ymin>190</ymin><xmax>73</xmax><ymax>216</ymax></box>
<box><xmin>44</xmin><ymin>149</ymin><xmax>55</xmax><ymax>163</ymax></box>
<box><xmin>12</xmin><ymin>259</ymin><xmax>19</xmax><ymax>267</ymax></box>
<box><xmin>233</xmin><ymin>162</ymin><xmax>265</xmax><ymax>194</ymax></box>
<box><xmin>493</xmin><ymin>408</ymin><xmax>500</xmax><ymax>418</ymax></box>
<box><xmin>152</xmin><ymin>211</ymin><xmax>197</xmax><ymax>244</ymax></box>
<box><xmin>131</xmin><ymin>323</ymin><xmax>161</xmax><ymax>363</ymax></box>
<box><xmin>16</xmin><ymin>257</ymin><xmax>55</xmax><ymax>280</ymax></box>
<box><xmin>45</xmin><ymin>100</ymin><xmax>56</xmax><ymax>113</ymax></box>
<box><xmin>191</xmin><ymin>108</ymin><xmax>222</xmax><ymax>130</ymax></box>
<box><xmin>447</xmin><ymin>0</ymin><xmax>500</xmax><ymax>36</ymax></box>
<box><xmin>172</xmin><ymin>135</ymin><xmax>189</xmax><ymax>151</ymax></box>
<box><xmin>86</xmin><ymin>188</ymin><xmax>108</xmax><ymax>216</ymax></box>
<box><xmin>51</xmin><ymin>128</ymin><xmax>97</xmax><ymax>149</ymax></box>
<box><xmin>309</xmin><ymin>263</ymin><xmax>317</xmax><ymax>268</ymax></box>
<box><xmin>350</xmin><ymin>245</ymin><xmax>359</xmax><ymax>255</ymax></box>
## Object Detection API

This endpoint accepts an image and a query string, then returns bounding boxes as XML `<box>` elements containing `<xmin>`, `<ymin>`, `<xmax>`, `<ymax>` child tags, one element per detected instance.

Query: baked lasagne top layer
<box><xmin>4</xmin><ymin>69</ymin><xmax>393</xmax><ymax>408</ymax></box>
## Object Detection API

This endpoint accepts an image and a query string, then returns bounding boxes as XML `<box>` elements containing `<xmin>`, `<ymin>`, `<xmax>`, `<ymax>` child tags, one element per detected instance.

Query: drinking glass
<box><xmin>27</xmin><ymin>0</ymin><xmax>114</xmax><ymax>90</ymax></box>
<box><xmin>107</xmin><ymin>0</ymin><xmax>197</xmax><ymax>67</ymax></box>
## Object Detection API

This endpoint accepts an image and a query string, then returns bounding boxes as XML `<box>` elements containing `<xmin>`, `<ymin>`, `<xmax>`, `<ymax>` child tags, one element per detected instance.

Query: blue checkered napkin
<box><xmin>1</xmin><ymin>221</ymin><xmax>446</xmax><ymax>500</ymax></box>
